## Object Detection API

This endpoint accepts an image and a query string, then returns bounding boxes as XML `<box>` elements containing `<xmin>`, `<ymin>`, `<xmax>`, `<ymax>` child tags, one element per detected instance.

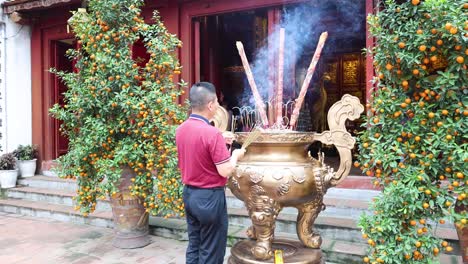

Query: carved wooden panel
<box><xmin>320</xmin><ymin>52</ymin><xmax>365</xmax><ymax>132</ymax></box>
<box><xmin>321</xmin><ymin>52</ymin><xmax>366</xmax><ymax>107</ymax></box>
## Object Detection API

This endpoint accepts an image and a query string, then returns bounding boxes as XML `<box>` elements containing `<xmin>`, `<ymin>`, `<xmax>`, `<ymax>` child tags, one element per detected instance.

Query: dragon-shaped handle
<box><xmin>313</xmin><ymin>94</ymin><xmax>364</xmax><ymax>187</ymax></box>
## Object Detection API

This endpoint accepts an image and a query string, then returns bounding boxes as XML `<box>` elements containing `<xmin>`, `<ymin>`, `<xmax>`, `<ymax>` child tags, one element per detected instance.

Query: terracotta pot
<box><xmin>110</xmin><ymin>166</ymin><xmax>150</xmax><ymax>249</ymax></box>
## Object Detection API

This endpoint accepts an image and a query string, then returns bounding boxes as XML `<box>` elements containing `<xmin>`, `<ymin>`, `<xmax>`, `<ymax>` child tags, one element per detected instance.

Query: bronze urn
<box><xmin>227</xmin><ymin>95</ymin><xmax>364</xmax><ymax>263</ymax></box>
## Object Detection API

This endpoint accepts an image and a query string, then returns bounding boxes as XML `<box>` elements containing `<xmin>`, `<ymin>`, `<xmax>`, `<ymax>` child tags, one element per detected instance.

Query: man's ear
<box><xmin>207</xmin><ymin>100</ymin><xmax>213</xmax><ymax>111</ymax></box>
<box><xmin>208</xmin><ymin>100</ymin><xmax>216</xmax><ymax>112</ymax></box>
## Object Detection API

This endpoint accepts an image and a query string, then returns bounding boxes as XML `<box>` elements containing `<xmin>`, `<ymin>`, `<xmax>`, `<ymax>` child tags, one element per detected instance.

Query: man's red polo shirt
<box><xmin>176</xmin><ymin>114</ymin><xmax>231</xmax><ymax>188</ymax></box>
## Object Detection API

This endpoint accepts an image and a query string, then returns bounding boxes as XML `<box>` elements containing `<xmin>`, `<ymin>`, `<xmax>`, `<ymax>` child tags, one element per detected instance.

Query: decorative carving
<box><xmin>296</xmin><ymin>200</ymin><xmax>324</xmax><ymax>249</ymax></box>
<box><xmin>272</xmin><ymin>170</ymin><xmax>283</xmax><ymax>181</ymax></box>
<box><xmin>239</xmin><ymin>167</ymin><xmax>257</xmax><ymax>178</ymax></box>
<box><xmin>245</xmin><ymin>195</ymin><xmax>282</xmax><ymax>260</ymax></box>
<box><xmin>291</xmin><ymin>169</ymin><xmax>305</xmax><ymax>184</ymax></box>
<box><xmin>235</xmin><ymin>132</ymin><xmax>315</xmax><ymax>145</ymax></box>
<box><xmin>250</xmin><ymin>185</ymin><xmax>266</xmax><ymax>195</ymax></box>
<box><xmin>314</xmin><ymin>94</ymin><xmax>364</xmax><ymax>186</ymax></box>
<box><xmin>277</xmin><ymin>179</ymin><xmax>291</xmax><ymax>196</ymax></box>
<box><xmin>326</xmin><ymin>94</ymin><xmax>364</xmax><ymax>131</ymax></box>
<box><xmin>313</xmin><ymin>130</ymin><xmax>356</xmax><ymax>149</ymax></box>
<box><xmin>313</xmin><ymin>167</ymin><xmax>326</xmax><ymax>197</ymax></box>
<box><xmin>231</xmin><ymin>177</ymin><xmax>240</xmax><ymax>190</ymax></box>
<box><xmin>250</xmin><ymin>172</ymin><xmax>264</xmax><ymax>184</ymax></box>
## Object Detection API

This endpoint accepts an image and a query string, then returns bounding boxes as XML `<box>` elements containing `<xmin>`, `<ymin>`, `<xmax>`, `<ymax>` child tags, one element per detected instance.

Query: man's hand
<box><xmin>232</xmin><ymin>148</ymin><xmax>246</xmax><ymax>160</ymax></box>
<box><xmin>217</xmin><ymin>148</ymin><xmax>246</xmax><ymax>178</ymax></box>
<box><xmin>222</xmin><ymin>131</ymin><xmax>236</xmax><ymax>145</ymax></box>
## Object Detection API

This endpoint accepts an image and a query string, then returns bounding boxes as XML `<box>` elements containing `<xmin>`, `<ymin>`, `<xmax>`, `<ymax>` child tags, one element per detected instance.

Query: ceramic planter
<box><xmin>0</xmin><ymin>169</ymin><xmax>19</xmax><ymax>188</ymax></box>
<box><xmin>17</xmin><ymin>159</ymin><xmax>37</xmax><ymax>178</ymax></box>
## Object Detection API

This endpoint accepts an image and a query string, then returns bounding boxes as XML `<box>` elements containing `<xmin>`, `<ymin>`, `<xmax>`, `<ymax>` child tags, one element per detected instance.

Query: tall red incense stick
<box><xmin>275</xmin><ymin>28</ymin><xmax>285</xmax><ymax>126</ymax></box>
<box><xmin>289</xmin><ymin>32</ymin><xmax>328</xmax><ymax>129</ymax></box>
<box><xmin>236</xmin><ymin>41</ymin><xmax>269</xmax><ymax>127</ymax></box>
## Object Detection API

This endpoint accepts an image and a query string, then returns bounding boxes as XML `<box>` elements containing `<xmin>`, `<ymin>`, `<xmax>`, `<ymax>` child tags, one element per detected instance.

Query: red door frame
<box><xmin>31</xmin><ymin>14</ymin><xmax>74</xmax><ymax>166</ymax></box>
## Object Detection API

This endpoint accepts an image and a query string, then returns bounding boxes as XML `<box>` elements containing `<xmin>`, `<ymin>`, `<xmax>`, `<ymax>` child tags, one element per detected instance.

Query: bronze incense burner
<box><xmin>227</xmin><ymin>95</ymin><xmax>364</xmax><ymax>263</ymax></box>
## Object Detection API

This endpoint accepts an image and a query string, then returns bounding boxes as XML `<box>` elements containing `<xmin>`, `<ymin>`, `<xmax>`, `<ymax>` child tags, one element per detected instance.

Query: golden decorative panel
<box><xmin>343</xmin><ymin>59</ymin><xmax>359</xmax><ymax>84</ymax></box>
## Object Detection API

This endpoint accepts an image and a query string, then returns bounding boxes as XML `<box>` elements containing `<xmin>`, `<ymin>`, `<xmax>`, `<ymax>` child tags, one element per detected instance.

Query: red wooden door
<box><xmin>51</xmin><ymin>40</ymin><xmax>73</xmax><ymax>157</ymax></box>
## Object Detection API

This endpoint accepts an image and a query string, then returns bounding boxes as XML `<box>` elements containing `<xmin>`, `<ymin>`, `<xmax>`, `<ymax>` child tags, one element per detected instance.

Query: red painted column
<box><xmin>365</xmin><ymin>0</ymin><xmax>375</xmax><ymax>104</ymax></box>
<box><xmin>31</xmin><ymin>26</ymin><xmax>44</xmax><ymax>168</ymax></box>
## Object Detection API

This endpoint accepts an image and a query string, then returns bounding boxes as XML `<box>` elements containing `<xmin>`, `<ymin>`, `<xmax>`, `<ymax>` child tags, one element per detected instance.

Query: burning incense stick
<box><xmin>289</xmin><ymin>32</ymin><xmax>328</xmax><ymax>129</ymax></box>
<box><xmin>242</xmin><ymin>127</ymin><xmax>262</xmax><ymax>149</ymax></box>
<box><xmin>236</xmin><ymin>41</ymin><xmax>269</xmax><ymax>127</ymax></box>
<box><xmin>276</xmin><ymin>28</ymin><xmax>285</xmax><ymax>126</ymax></box>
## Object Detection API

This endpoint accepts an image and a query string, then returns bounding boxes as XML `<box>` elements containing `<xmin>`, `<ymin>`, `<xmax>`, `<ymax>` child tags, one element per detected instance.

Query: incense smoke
<box><xmin>238</xmin><ymin>0</ymin><xmax>366</xmax><ymax>107</ymax></box>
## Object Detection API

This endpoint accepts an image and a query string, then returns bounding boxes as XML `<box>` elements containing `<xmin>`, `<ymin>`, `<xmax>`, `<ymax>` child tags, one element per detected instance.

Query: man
<box><xmin>176</xmin><ymin>82</ymin><xmax>245</xmax><ymax>264</ymax></box>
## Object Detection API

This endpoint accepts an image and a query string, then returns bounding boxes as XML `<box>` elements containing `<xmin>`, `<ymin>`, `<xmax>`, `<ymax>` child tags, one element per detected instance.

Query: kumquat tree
<box><xmin>49</xmin><ymin>0</ymin><xmax>187</xmax><ymax>218</ymax></box>
<box><xmin>356</xmin><ymin>0</ymin><xmax>467</xmax><ymax>263</ymax></box>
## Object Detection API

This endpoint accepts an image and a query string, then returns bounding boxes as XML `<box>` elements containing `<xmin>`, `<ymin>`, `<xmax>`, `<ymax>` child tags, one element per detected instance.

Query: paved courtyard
<box><xmin>0</xmin><ymin>212</ymin><xmax>213</xmax><ymax>264</ymax></box>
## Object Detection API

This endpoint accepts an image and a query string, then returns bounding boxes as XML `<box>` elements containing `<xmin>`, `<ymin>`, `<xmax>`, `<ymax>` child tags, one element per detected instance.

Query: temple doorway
<box><xmin>50</xmin><ymin>39</ymin><xmax>74</xmax><ymax>158</ymax></box>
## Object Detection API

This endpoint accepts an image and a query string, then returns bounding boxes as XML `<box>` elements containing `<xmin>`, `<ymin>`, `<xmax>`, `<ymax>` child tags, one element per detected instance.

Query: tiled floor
<box><xmin>0</xmin><ymin>212</ymin><xmax>199</xmax><ymax>264</ymax></box>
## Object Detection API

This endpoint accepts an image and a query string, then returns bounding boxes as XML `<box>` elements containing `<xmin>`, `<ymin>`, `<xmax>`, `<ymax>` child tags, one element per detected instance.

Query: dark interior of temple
<box><xmin>198</xmin><ymin>1</ymin><xmax>366</xmax><ymax>136</ymax></box>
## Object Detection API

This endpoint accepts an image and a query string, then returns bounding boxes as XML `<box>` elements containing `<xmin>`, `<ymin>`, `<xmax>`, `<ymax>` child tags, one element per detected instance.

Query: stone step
<box><xmin>17</xmin><ymin>175</ymin><xmax>77</xmax><ymax>192</ymax></box>
<box><xmin>6</xmin><ymin>186</ymin><xmax>112</xmax><ymax>211</ymax></box>
<box><xmin>10</xmin><ymin>177</ymin><xmax>459</xmax><ymax>241</ymax></box>
<box><xmin>16</xmin><ymin>176</ymin><xmax>375</xmax><ymax>211</ymax></box>
<box><xmin>0</xmin><ymin>198</ymin><xmax>461</xmax><ymax>264</ymax></box>
<box><xmin>5</xmin><ymin>186</ymin><xmax>368</xmax><ymax>242</ymax></box>
<box><xmin>8</xmin><ymin>185</ymin><xmax>370</xmax><ymax>215</ymax></box>
<box><xmin>0</xmin><ymin>198</ymin><xmax>113</xmax><ymax>228</ymax></box>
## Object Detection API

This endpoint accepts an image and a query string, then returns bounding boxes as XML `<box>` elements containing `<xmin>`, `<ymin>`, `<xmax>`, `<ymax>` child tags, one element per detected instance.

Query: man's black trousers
<box><xmin>183</xmin><ymin>185</ymin><xmax>228</xmax><ymax>264</ymax></box>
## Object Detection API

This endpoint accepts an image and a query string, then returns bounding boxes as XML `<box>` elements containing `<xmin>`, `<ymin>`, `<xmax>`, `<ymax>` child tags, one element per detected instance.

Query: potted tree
<box><xmin>49</xmin><ymin>0</ymin><xmax>187</xmax><ymax>249</ymax></box>
<box><xmin>0</xmin><ymin>153</ymin><xmax>18</xmax><ymax>188</ymax></box>
<box><xmin>357</xmin><ymin>0</ymin><xmax>467</xmax><ymax>263</ymax></box>
<box><xmin>13</xmin><ymin>144</ymin><xmax>39</xmax><ymax>178</ymax></box>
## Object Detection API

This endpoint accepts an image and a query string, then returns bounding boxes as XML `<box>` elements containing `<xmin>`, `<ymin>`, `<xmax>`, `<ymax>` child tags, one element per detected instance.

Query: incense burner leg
<box><xmin>246</xmin><ymin>194</ymin><xmax>282</xmax><ymax>260</ymax></box>
<box><xmin>296</xmin><ymin>200</ymin><xmax>324</xmax><ymax>248</ymax></box>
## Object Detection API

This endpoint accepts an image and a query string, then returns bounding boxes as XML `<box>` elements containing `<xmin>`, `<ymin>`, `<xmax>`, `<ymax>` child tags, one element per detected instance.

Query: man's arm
<box><xmin>216</xmin><ymin>148</ymin><xmax>245</xmax><ymax>177</ymax></box>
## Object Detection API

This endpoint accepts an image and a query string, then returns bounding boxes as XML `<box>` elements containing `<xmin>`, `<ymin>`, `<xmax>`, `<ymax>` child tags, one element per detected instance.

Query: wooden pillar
<box><xmin>193</xmin><ymin>20</ymin><xmax>201</xmax><ymax>83</ymax></box>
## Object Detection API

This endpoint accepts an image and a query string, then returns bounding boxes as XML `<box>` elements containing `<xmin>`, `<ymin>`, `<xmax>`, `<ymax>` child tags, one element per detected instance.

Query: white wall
<box><xmin>0</xmin><ymin>1</ymin><xmax>32</xmax><ymax>154</ymax></box>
